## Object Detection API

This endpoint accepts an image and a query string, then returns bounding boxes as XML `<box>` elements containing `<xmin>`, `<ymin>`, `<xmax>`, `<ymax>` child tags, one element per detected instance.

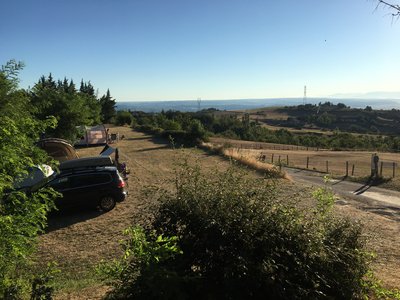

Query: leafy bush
<box><xmin>0</xmin><ymin>61</ymin><xmax>57</xmax><ymax>298</ymax></box>
<box><xmin>97</xmin><ymin>227</ymin><xmax>186</xmax><ymax>299</ymax></box>
<box><xmin>30</xmin><ymin>262</ymin><xmax>60</xmax><ymax>300</ymax></box>
<box><xmin>160</xmin><ymin>130</ymin><xmax>186</xmax><ymax>144</ymax></box>
<box><xmin>135</xmin><ymin>124</ymin><xmax>162</xmax><ymax>135</ymax></box>
<box><xmin>115</xmin><ymin>111</ymin><xmax>133</xmax><ymax>126</ymax></box>
<box><xmin>102</xmin><ymin>159</ymin><xmax>371</xmax><ymax>299</ymax></box>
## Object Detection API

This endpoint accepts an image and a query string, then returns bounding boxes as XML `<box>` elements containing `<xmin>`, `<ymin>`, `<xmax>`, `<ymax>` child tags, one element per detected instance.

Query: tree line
<box><xmin>30</xmin><ymin>73</ymin><xmax>117</xmax><ymax>141</ymax></box>
<box><xmin>0</xmin><ymin>60</ymin><xmax>117</xmax><ymax>298</ymax></box>
<box><xmin>125</xmin><ymin>109</ymin><xmax>400</xmax><ymax>151</ymax></box>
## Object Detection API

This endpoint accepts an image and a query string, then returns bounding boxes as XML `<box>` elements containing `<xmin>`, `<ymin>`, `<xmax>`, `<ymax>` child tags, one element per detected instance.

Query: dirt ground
<box><xmin>36</xmin><ymin>126</ymin><xmax>400</xmax><ymax>299</ymax></box>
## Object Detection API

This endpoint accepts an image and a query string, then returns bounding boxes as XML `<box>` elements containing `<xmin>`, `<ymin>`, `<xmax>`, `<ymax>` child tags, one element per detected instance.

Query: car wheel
<box><xmin>99</xmin><ymin>196</ymin><xmax>116</xmax><ymax>212</ymax></box>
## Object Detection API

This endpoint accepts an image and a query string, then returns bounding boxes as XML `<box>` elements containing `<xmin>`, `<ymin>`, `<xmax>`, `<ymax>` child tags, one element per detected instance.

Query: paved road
<box><xmin>285</xmin><ymin>167</ymin><xmax>400</xmax><ymax>210</ymax></box>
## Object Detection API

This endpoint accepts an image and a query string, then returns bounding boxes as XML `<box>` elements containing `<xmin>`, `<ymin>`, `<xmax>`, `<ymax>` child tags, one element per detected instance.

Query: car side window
<box><xmin>69</xmin><ymin>173</ymin><xmax>112</xmax><ymax>189</ymax></box>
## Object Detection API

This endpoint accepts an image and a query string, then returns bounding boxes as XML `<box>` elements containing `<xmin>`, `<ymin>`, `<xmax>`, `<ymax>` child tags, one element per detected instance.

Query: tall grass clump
<box><xmin>200</xmin><ymin>142</ymin><xmax>286</xmax><ymax>179</ymax></box>
<box><xmin>101</xmin><ymin>160</ymin><xmax>372</xmax><ymax>299</ymax></box>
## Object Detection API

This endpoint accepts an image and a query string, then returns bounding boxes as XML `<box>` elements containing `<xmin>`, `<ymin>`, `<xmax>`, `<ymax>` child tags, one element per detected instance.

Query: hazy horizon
<box><xmin>116</xmin><ymin>97</ymin><xmax>400</xmax><ymax>112</ymax></box>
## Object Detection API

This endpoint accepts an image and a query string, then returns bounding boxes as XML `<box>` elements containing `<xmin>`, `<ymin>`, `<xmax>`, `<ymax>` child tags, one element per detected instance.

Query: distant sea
<box><xmin>116</xmin><ymin>98</ymin><xmax>400</xmax><ymax>113</ymax></box>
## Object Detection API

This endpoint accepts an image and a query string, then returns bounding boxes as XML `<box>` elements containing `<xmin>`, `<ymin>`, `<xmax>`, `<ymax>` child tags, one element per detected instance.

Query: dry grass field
<box><xmin>230</xmin><ymin>107</ymin><xmax>385</xmax><ymax>137</ymax></box>
<box><xmin>35</xmin><ymin>127</ymin><xmax>400</xmax><ymax>298</ymax></box>
<box><xmin>209</xmin><ymin>137</ymin><xmax>400</xmax><ymax>190</ymax></box>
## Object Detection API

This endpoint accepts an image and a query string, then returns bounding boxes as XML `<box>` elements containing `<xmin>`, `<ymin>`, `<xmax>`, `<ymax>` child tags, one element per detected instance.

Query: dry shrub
<box><xmin>200</xmin><ymin>142</ymin><xmax>288</xmax><ymax>179</ymax></box>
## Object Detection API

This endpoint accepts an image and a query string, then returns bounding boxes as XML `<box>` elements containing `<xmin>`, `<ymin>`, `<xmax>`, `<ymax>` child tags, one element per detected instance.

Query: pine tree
<box><xmin>99</xmin><ymin>89</ymin><xmax>116</xmax><ymax>123</ymax></box>
<box><xmin>30</xmin><ymin>75</ymin><xmax>101</xmax><ymax>140</ymax></box>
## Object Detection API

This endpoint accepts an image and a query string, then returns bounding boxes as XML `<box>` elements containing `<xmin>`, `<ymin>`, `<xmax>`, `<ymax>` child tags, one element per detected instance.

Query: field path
<box><xmin>285</xmin><ymin>168</ymin><xmax>400</xmax><ymax>228</ymax></box>
<box><xmin>285</xmin><ymin>167</ymin><xmax>400</xmax><ymax>220</ymax></box>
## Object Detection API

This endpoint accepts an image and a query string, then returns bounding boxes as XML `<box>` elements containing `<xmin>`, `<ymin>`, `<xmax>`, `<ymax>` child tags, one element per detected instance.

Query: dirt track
<box><xmin>36</xmin><ymin>127</ymin><xmax>400</xmax><ymax>299</ymax></box>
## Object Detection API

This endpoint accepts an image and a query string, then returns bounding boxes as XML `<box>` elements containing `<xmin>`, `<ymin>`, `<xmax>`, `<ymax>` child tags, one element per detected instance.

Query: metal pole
<box><xmin>393</xmin><ymin>162</ymin><xmax>396</xmax><ymax>178</ymax></box>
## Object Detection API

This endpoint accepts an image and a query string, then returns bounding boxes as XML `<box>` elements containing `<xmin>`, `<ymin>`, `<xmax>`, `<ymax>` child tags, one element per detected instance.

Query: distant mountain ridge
<box><xmin>116</xmin><ymin>98</ymin><xmax>400</xmax><ymax>112</ymax></box>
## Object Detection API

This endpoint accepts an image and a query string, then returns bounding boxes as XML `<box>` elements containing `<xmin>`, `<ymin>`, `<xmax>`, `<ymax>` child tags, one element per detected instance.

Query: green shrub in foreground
<box><xmin>101</xmin><ymin>160</ymin><xmax>373</xmax><ymax>299</ymax></box>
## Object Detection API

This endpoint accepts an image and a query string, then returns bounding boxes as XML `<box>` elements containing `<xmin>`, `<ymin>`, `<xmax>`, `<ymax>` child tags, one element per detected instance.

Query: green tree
<box><xmin>30</xmin><ymin>75</ymin><xmax>101</xmax><ymax>141</ymax></box>
<box><xmin>99</xmin><ymin>89</ymin><xmax>116</xmax><ymax>123</ymax></box>
<box><xmin>79</xmin><ymin>80</ymin><xmax>101</xmax><ymax>125</ymax></box>
<box><xmin>0</xmin><ymin>61</ymin><xmax>57</xmax><ymax>297</ymax></box>
<box><xmin>115</xmin><ymin>110</ymin><xmax>133</xmax><ymax>126</ymax></box>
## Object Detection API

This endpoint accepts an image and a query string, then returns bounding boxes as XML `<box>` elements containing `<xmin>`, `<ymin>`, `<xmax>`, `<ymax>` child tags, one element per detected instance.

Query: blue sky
<box><xmin>1</xmin><ymin>0</ymin><xmax>400</xmax><ymax>101</ymax></box>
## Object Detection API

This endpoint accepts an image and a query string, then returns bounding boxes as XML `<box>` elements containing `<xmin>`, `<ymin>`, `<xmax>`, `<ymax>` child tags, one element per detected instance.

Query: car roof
<box><xmin>59</xmin><ymin>156</ymin><xmax>113</xmax><ymax>171</ymax></box>
<box><xmin>58</xmin><ymin>165</ymin><xmax>119</xmax><ymax>177</ymax></box>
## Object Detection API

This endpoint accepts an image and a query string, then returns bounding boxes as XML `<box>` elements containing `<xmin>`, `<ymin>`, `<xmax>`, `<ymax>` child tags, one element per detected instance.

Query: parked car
<box><xmin>42</xmin><ymin>157</ymin><xmax>127</xmax><ymax>212</ymax></box>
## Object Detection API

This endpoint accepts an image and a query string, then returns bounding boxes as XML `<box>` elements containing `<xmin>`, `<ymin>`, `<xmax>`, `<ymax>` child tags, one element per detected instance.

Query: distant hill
<box><xmin>255</xmin><ymin>102</ymin><xmax>400</xmax><ymax>136</ymax></box>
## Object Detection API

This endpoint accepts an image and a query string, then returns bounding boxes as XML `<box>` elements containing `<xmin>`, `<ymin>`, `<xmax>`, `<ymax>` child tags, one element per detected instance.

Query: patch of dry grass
<box><xmin>208</xmin><ymin>137</ymin><xmax>400</xmax><ymax>191</ymax></box>
<box><xmin>200</xmin><ymin>142</ymin><xmax>288</xmax><ymax>179</ymax></box>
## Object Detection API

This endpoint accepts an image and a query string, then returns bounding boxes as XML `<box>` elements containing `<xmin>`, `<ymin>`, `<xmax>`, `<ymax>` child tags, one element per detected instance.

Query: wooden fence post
<box><xmin>286</xmin><ymin>155</ymin><xmax>289</xmax><ymax>166</ymax></box>
<box><xmin>278</xmin><ymin>155</ymin><xmax>281</xmax><ymax>165</ymax></box>
<box><xmin>306</xmin><ymin>157</ymin><xmax>309</xmax><ymax>169</ymax></box>
<box><xmin>271</xmin><ymin>154</ymin><xmax>274</xmax><ymax>163</ymax></box>
<box><xmin>326</xmin><ymin>161</ymin><xmax>329</xmax><ymax>173</ymax></box>
<box><xmin>380</xmin><ymin>162</ymin><xmax>383</xmax><ymax>177</ymax></box>
<box><xmin>393</xmin><ymin>162</ymin><xmax>396</xmax><ymax>178</ymax></box>
<box><xmin>352</xmin><ymin>164</ymin><xmax>355</xmax><ymax>176</ymax></box>
<box><xmin>346</xmin><ymin>161</ymin><xmax>349</xmax><ymax>177</ymax></box>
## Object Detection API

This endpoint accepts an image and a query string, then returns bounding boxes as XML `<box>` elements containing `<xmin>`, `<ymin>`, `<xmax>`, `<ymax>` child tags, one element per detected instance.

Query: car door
<box><xmin>68</xmin><ymin>173</ymin><xmax>113</xmax><ymax>207</ymax></box>
<box><xmin>47</xmin><ymin>176</ymin><xmax>74</xmax><ymax>208</ymax></box>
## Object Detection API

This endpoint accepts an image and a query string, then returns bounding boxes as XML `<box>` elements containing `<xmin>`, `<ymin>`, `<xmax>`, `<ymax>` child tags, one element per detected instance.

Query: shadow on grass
<box><xmin>332</xmin><ymin>176</ymin><xmax>347</xmax><ymax>185</ymax></box>
<box><xmin>136</xmin><ymin>145</ymin><xmax>171</xmax><ymax>152</ymax></box>
<box><xmin>46</xmin><ymin>206</ymin><xmax>105</xmax><ymax>232</ymax></box>
<box><xmin>124</xmin><ymin>136</ymin><xmax>151</xmax><ymax>141</ymax></box>
<box><xmin>347</xmin><ymin>175</ymin><xmax>399</xmax><ymax>195</ymax></box>
<box><xmin>363</xmin><ymin>205</ymin><xmax>400</xmax><ymax>222</ymax></box>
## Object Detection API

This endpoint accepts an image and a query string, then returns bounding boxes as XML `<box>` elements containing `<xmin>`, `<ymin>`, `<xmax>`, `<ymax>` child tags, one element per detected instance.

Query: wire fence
<box><xmin>256</xmin><ymin>152</ymin><xmax>398</xmax><ymax>178</ymax></box>
<box><xmin>208</xmin><ymin>138</ymin><xmax>400</xmax><ymax>178</ymax></box>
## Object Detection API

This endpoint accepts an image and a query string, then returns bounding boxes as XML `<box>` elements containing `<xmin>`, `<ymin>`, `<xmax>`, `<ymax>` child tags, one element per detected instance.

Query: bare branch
<box><xmin>375</xmin><ymin>0</ymin><xmax>400</xmax><ymax>17</ymax></box>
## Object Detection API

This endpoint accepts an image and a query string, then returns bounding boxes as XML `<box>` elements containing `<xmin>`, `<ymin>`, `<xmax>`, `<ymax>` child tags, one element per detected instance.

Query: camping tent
<box><xmin>38</xmin><ymin>138</ymin><xmax>79</xmax><ymax>162</ymax></box>
<box><xmin>75</xmin><ymin>124</ymin><xmax>108</xmax><ymax>146</ymax></box>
